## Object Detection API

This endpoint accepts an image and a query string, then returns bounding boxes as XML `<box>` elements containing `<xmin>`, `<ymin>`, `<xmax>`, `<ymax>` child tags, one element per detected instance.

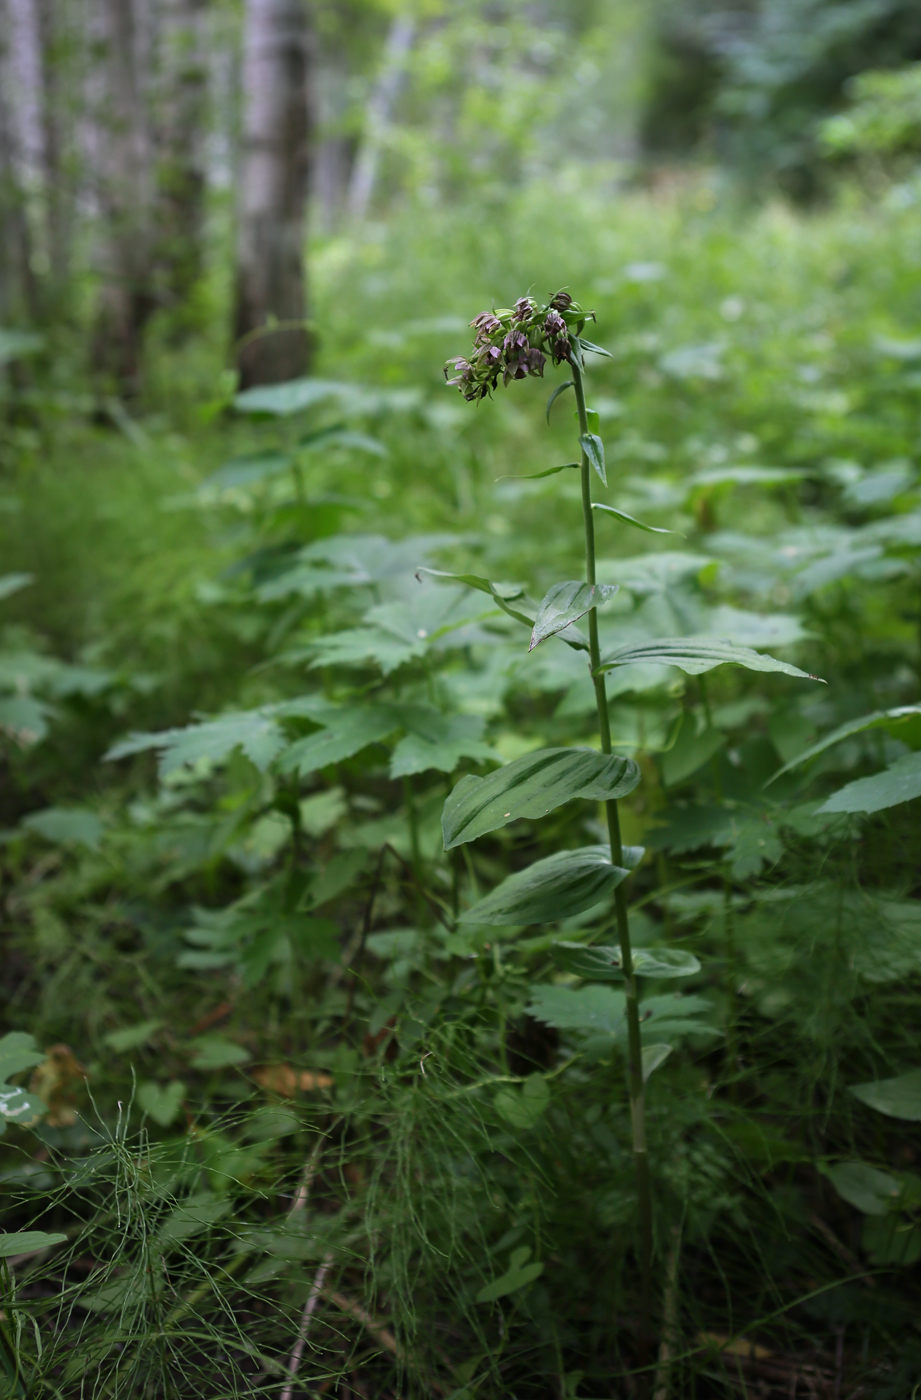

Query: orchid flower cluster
<box><xmin>445</xmin><ymin>291</ymin><xmax>592</xmax><ymax>401</ymax></box>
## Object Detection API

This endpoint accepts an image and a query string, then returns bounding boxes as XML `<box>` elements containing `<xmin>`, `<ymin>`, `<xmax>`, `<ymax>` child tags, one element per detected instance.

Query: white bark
<box><xmin>346</xmin><ymin>13</ymin><xmax>415</xmax><ymax>223</ymax></box>
<box><xmin>234</xmin><ymin>0</ymin><xmax>311</xmax><ymax>386</ymax></box>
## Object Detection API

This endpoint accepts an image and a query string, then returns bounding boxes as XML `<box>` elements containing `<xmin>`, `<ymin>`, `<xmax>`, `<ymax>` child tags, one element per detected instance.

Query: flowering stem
<box><xmin>571</xmin><ymin>350</ymin><xmax>654</xmax><ymax>1375</ymax></box>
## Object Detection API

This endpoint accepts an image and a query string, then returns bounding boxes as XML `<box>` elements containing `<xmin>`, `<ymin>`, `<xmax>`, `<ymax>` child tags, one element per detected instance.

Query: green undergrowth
<box><xmin>2</xmin><ymin>178</ymin><xmax>921</xmax><ymax>1396</ymax></box>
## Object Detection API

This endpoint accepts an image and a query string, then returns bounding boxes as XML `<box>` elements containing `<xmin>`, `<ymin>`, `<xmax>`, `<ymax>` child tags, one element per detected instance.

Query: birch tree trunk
<box><xmin>234</xmin><ymin>0</ymin><xmax>311</xmax><ymax>388</ymax></box>
<box><xmin>155</xmin><ymin>0</ymin><xmax>208</xmax><ymax>324</ymax></box>
<box><xmin>346</xmin><ymin>13</ymin><xmax>415</xmax><ymax>224</ymax></box>
<box><xmin>91</xmin><ymin>0</ymin><xmax>155</xmax><ymax>391</ymax></box>
<box><xmin>1</xmin><ymin>0</ymin><xmax>42</xmax><ymax>321</ymax></box>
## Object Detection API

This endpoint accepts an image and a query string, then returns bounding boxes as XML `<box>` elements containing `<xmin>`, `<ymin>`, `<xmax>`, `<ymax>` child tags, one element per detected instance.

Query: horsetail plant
<box><xmin>434</xmin><ymin>292</ymin><xmax>822</xmax><ymax>1376</ymax></box>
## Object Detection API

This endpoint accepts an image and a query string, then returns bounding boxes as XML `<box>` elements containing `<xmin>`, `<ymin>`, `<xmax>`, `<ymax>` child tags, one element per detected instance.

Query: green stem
<box><xmin>571</xmin><ymin>351</ymin><xmax>654</xmax><ymax>1374</ymax></box>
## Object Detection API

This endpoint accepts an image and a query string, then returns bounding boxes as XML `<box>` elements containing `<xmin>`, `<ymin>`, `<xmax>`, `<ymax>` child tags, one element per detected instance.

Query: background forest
<box><xmin>3</xmin><ymin>1</ymin><xmax>921</xmax><ymax>1397</ymax></box>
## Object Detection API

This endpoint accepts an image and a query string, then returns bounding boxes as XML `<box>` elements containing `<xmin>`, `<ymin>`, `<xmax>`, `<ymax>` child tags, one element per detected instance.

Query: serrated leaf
<box><xmin>0</xmin><ymin>1032</ymin><xmax>45</xmax><ymax>1082</ymax></box>
<box><xmin>443</xmin><ymin>747</ymin><xmax>641</xmax><ymax>848</ymax></box>
<box><xmin>280</xmin><ymin>706</ymin><xmax>398</xmax><ymax>778</ymax></box>
<box><xmin>769</xmin><ymin>705</ymin><xmax>921</xmax><ymax>783</ymax></box>
<box><xmin>529</xmin><ymin>581</ymin><xmax>619</xmax><ymax>650</ymax></box>
<box><xmin>580</xmin><ymin>432</ymin><xmax>606</xmax><ymax>485</ymax></box>
<box><xmin>0</xmin><ymin>1231</ymin><xmax>67</xmax><ymax>1258</ymax></box>
<box><xmin>389</xmin><ymin>709</ymin><xmax>498</xmax><ymax>777</ymax></box>
<box><xmin>106</xmin><ymin>709</ymin><xmax>286</xmax><ymax>777</ymax></box>
<box><xmin>138</xmin><ymin>1080</ymin><xmax>186</xmax><ymax>1126</ymax></box>
<box><xmin>527</xmin><ymin>983</ymin><xmax>627</xmax><ymax>1035</ymax></box>
<box><xmin>818</xmin><ymin>750</ymin><xmax>921</xmax><ymax>815</ymax></box>
<box><xmin>460</xmin><ymin>845</ymin><xmax>643</xmax><ymax>926</ymax></box>
<box><xmin>546</xmin><ymin>379</ymin><xmax>574</xmax><ymax>423</ymax></box>
<box><xmin>850</xmin><ymin>1069</ymin><xmax>921</xmax><ymax>1121</ymax></box>
<box><xmin>598</xmin><ymin>636</ymin><xmax>821</xmax><ymax>681</ymax></box>
<box><xmin>592</xmin><ymin>503</ymin><xmax>682</xmax><ymax>536</ymax></box>
<box><xmin>822</xmin><ymin>1161</ymin><xmax>901</xmax><ymax>1215</ymax></box>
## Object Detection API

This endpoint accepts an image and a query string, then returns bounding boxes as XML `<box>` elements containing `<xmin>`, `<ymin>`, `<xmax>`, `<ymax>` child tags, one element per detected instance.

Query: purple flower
<box><xmin>503</xmin><ymin>328</ymin><xmax>529</xmax><ymax>355</ymax></box>
<box><xmin>550</xmin><ymin>291</ymin><xmax>573</xmax><ymax>311</ymax></box>
<box><xmin>514</xmin><ymin>296</ymin><xmax>535</xmax><ymax>322</ymax></box>
<box><xmin>543</xmin><ymin>309</ymin><xmax>567</xmax><ymax>339</ymax></box>
<box><xmin>470</xmin><ymin>311</ymin><xmax>501</xmax><ymax>343</ymax></box>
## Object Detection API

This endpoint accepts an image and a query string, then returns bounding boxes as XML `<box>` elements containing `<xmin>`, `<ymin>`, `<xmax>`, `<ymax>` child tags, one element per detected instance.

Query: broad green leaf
<box><xmin>476</xmin><ymin>1246</ymin><xmax>544</xmax><ymax>1303</ymax></box>
<box><xmin>233</xmin><ymin>378</ymin><xmax>349</xmax><ymax>416</ymax></box>
<box><xmin>598</xmin><ymin>637</ymin><xmax>821</xmax><ymax>682</ymax></box>
<box><xmin>389</xmin><ymin>709</ymin><xmax>498</xmax><ymax>777</ymax></box>
<box><xmin>769</xmin><ymin>705</ymin><xmax>921</xmax><ymax>783</ymax></box>
<box><xmin>642</xmin><ymin>1044</ymin><xmax>672</xmax><ymax>1082</ymax></box>
<box><xmin>103</xmin><ymin>1020</ymin><xmax>164</xmax><ymax>1053</ymax></box>
<box><xmin>138</xmin><ymin>1080</ymin><xmax>186</xmax><ymax>1126</ymax></box>
<box><xmin>822</xmin><ymin>1161</ymin><xmax>901</xmax><ymax>1215</ymax></box>
<box><xmin>862</xmin><ymin>1214</ymin><xmax>921</xmax><ymax>1267</ymax></box>
<box><xmin>553</xmin><ymin>943</ymin><xmax>700</xmax><ymax>980</ymax></box>
<box><xmin>496</xmin><ymin>463</ymin><xmax>579</xmax><ymax>482</ymax></box>
<box><xmin>546</xmin><ymin>379</ymin><xmax>574</xmax><ymax>423</ymax></box>
<box><xmin>0</xmin><ymin>572</ymin><xmax>32</xmax><ymax>600</ymax></box>
<box><xmin>580</xmin><ymin>432</ymin><xmax>606</xmax><ymax>485</ymax></box>
<box><xmin>592</xmin><ymin>503</ymin><xmax>682</xmax><ymax>536</ymax></box>
<box><xmin>494</xmin><ymin>1074</ymin><xmax>550</xmax><ymax>1130</ymax></box>
<box><xmin>188</xmin><ymin>1035</ymin><xmax>251</xmax><ymax>1071</ymax></box>
<box><xmin>280</xmin><ymin>706</ymin><xmax>398</xmax><ymax>778</ymax></box>
<box><xmin>819</xmin><ymin>751</ymin><xmax>921</xmax><ymax>814</ymax></box>
<box><xmin>460</xmin><ymin>845</ymin><xmax>643</xmax><ymax>926</ymax></box>
<box><xmin>202</xmin><ymin>451</ymin><xmax>293</xmax><ymax>491</ymax></box>
<box><xmin>305</xmin><ymin>625</ymin><xmax>424</xmax><ymax>675</ymax></box>
<box><xmin>850</xmin><ymin>1069</ymin><xmax>921</xmax><ymax>1121</ymax></box>
<box><xmin>0</xmin><ymin>1031</ymin><xmax>45</xmax><ymax>1082</ymax></box>
<box><xmin>107</xmin><ymin>709</ymin><xmax>287</xmax><ymax>778</ymax></box>
<box><xmin>0</xmin><ymin>1231</ymin><xmax>67</xmax><ymax>1258</ymax></box>
<box><xmin>298</xmin><ymin>426</ymin><xmax>387</xmax><ymax>457</ymax></box>
<box><xmin>157</xmin><ymin>1192</ymin><xmax>232</xmax><ymax>1244</ymax></box>
<box><xmin>528</xmin><ymin>983</ymin><xmax>626</xmax><ymax>1035</ymax></box>
<box><xmin>0</xmin><ymin>693</ymin><xmax>54</xmax><ymax>744</ymax></box>
<box><xmin>22</xmin><ymin>806</ymin><xmax>104</xmax><ymax>850</ymax></box>
<box><xmin>308</xmin><ymin>849</ymin><xmax>368</xmax><ymax>908</ymax></box>
<box><xmin>443</xmin><ymin>747</ymin><xmax>641</xmax><ymax>848</ymax></box>
<box><xmin>529</xmin><ymin>581</ymin><xmax>619</xmax><ymax>650</ymax></box>
<box><xmin>660</xmin><ymin>724</ymin><xmax>724</xmax><ymax>787</ymax></box>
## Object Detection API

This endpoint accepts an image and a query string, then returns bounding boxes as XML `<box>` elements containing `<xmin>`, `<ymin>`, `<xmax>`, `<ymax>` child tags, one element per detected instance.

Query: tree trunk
<box><xmin>91</xmin><ymin>0</ymin><xmax>156</xmax><ymax>392</ymax></box>
<box><xmin>346</xmin><ymin>13</ymin><xmax>415</xmax><ymax>224</ymax></box>
<box><xmin>234</xmin><ymin>0</ymin><xmax>311</xmax><ymax>388</ymax></box>
<box><xmin>155</xmin><ymin>0</ymin><xmax>209</xmax><ymax>325</ymax></box>
<box><xmin>1</xmin><ymin>0</ymin><xmax>42</xmax><ymax>321</ymax></box>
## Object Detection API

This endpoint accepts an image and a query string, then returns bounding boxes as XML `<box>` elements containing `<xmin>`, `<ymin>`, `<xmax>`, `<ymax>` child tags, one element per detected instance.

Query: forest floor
<box><xmin>2</xmin><ymin>175</ymin><xmax>921</xmax><ymax>1398</ymax></box>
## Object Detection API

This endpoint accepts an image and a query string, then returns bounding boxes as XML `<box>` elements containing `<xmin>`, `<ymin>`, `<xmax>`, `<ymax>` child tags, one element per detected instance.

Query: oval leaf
<box><xmin>553</xmin><ymin>943</ymin><xmax>701</xmax><ymax>980</ymax></box>
<box><xmin>580</xmin><ymin>432</ymin><xmax>606</xmax><ymax>485</ymax></box>
<box><xmin>443</xmin><ymin>747</ymin><xmax>641</xmax><ymax>849</ymax></box>
<box><xmin>459</xmin><ymin>845</ymin><xmax>643</xmax><ymax>926</ymax></box>
<box><xmin>642</xmin><ymin>1044</ymin><xmax>672</xmax><ymax>1082</ymax></box>
<box><xmin>0</xmin><ymin>1231</ymin><xmax>67</xmax><ymax>1259</ymax></box>
<box><xmin>850</xmin><ymin>1069</ymin><xmax>921</xmax><ymax>1122</ymax></box>
<box><xmin>529</xmin><ymin>581</ymin><xmax>619</xmax><ymax>650</ymax></box>
<box><xmin>598</xmin><ymin>636</ymin><xmax>822</xmax><ymax>682</ymax></box>
<box><xmin>546</xmin><ymin>379</ymin><xmax>574</xmax><ymax>423</ymax></box>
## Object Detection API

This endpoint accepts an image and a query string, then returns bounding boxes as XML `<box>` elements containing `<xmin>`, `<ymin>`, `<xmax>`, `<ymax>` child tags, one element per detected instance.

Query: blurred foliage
<box><xmin>640</xmin><ymin>0</ymin><xmax>921</xmax><ymax>196</ymax></box>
